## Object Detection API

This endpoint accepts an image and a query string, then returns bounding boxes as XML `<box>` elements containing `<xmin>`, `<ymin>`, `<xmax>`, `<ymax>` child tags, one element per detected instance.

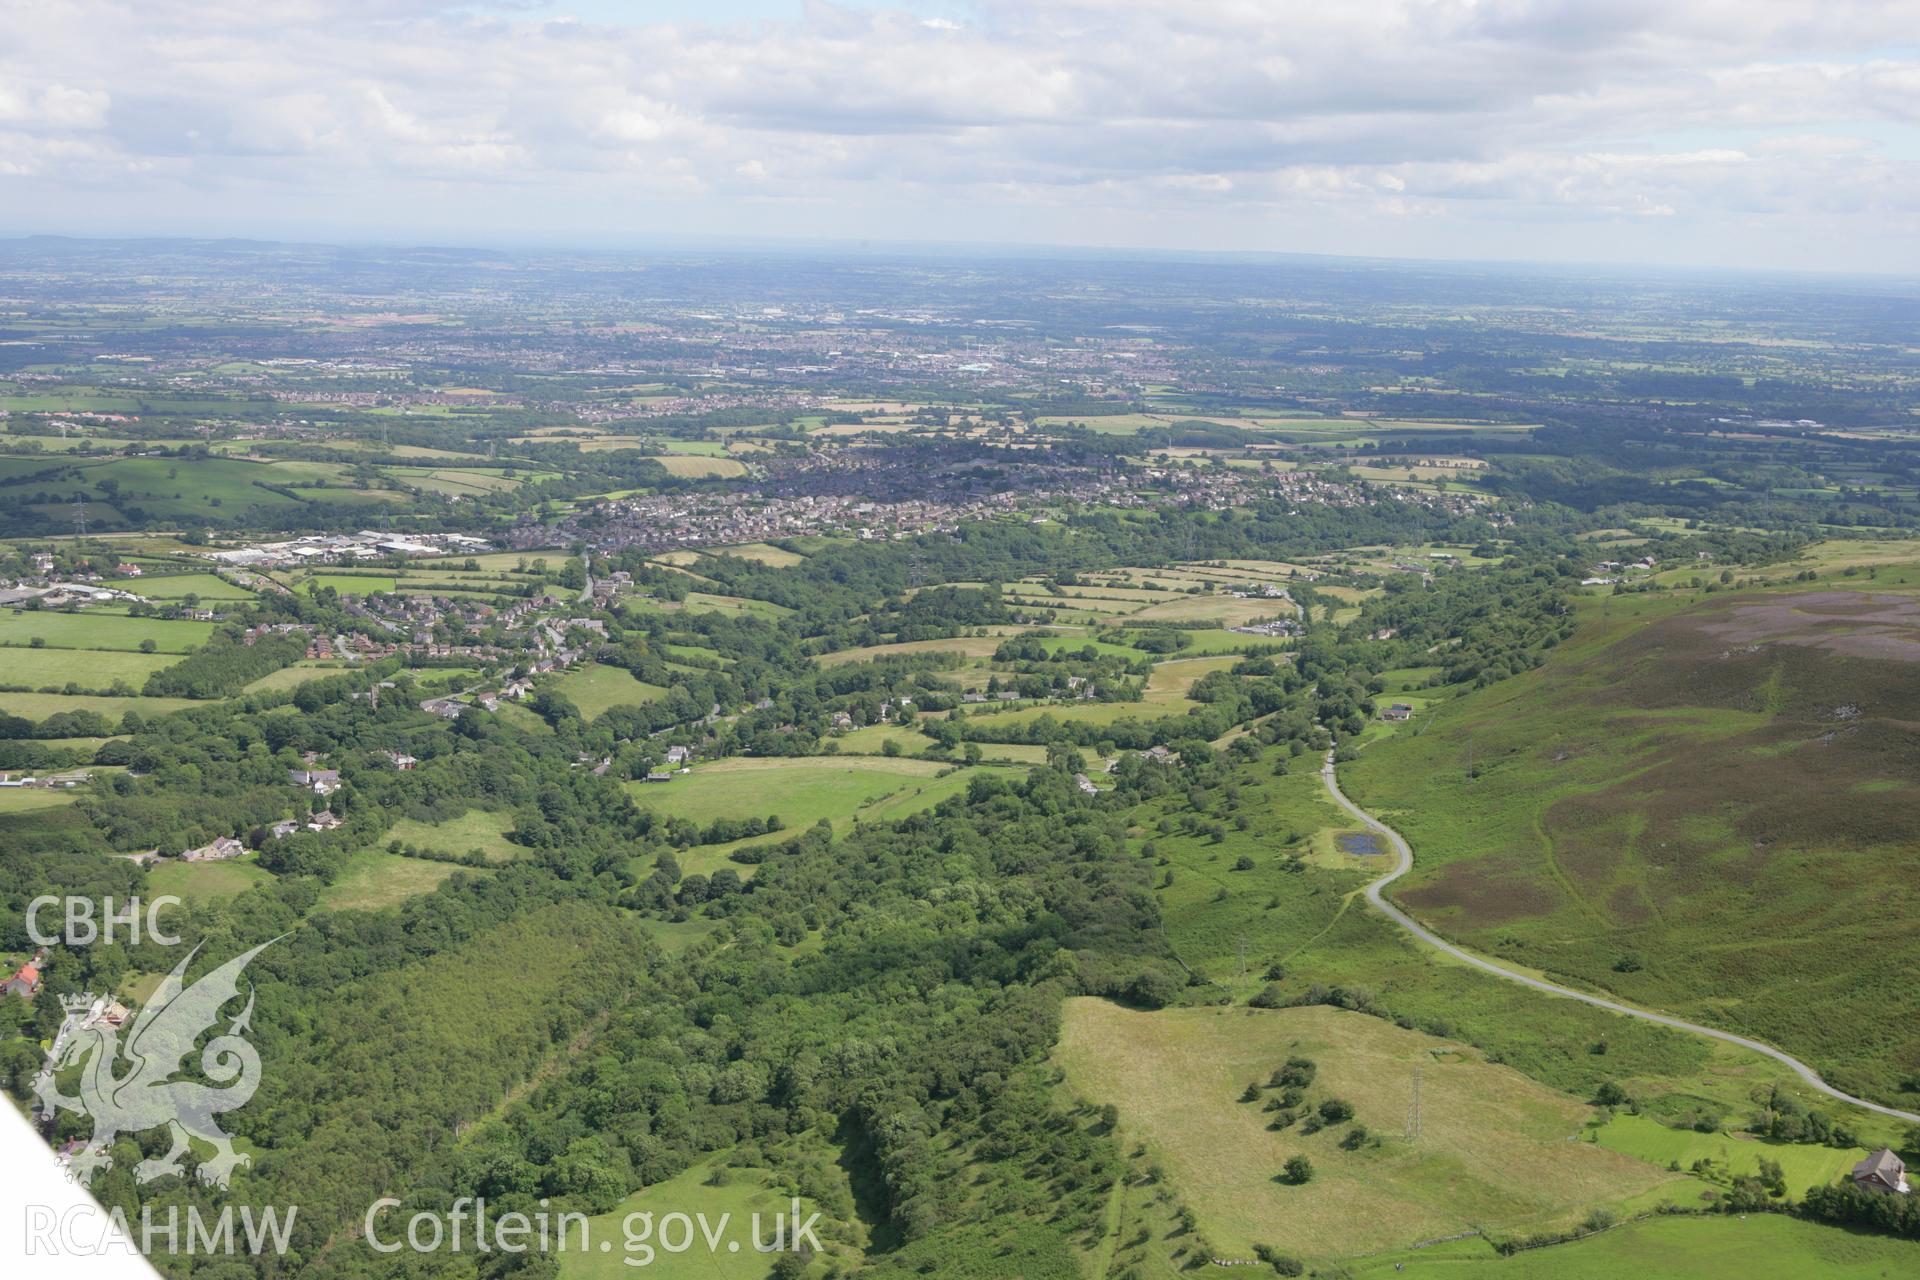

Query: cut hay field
<box><xmin>1056</xmin><ymin>1000</ymin><xmax>1681</xmax><ymax>1261</ymax></box>
<box><xmin>242</xmin><ymin>661</ymin><xmax>351</xmax><ymax>694</ymax></box>
<box><xmin>653</xmin><ymin>454</ymin><xmax>747</xmax><ymax>478</ymax></box>
<box><xmin>1342</xmin><ymin>586</ymin><xmax>1920</xmax><ymax>1104</ymax></box>
<box><xmin>0</xmin><ymin>610</ymin><xmax>213</xmax><ymax>652</ymax></box>
<box><xmin>626</xmin><ymin>755</ymin><xmax>966</xmax><ymax>832</ymax></box>
<box><xmin>549</xmin><ymin>663</ymin><xmax>666</xmax><ymax>719</ymax></box>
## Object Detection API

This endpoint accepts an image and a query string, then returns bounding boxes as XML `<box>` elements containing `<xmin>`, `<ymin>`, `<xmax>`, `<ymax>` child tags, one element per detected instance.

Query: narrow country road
<box><xmin>1320</xmin><ymin>751</ymin><xmax>1920</xmax><ymax>1125</ymax></box>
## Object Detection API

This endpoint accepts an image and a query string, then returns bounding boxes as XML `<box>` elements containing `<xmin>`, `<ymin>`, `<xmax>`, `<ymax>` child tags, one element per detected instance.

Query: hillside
<box><xmin>1344</xmin><ymin>587</ymin><xmax>1920</xmax><ymax>1105</ymax></box>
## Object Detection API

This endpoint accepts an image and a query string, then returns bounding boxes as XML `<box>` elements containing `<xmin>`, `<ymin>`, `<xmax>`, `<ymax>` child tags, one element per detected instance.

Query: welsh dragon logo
<box><xmin>34</xmin><ymin>939</ymin><xmax>276</xmax><ymax>1189</ymax></box>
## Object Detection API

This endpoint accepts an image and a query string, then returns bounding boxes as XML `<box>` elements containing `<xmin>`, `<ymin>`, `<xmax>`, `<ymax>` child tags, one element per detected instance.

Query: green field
<box><xmin>0</xmin><ymin>610</ymin><xmax>214</xmax><ymax>652</ymax></box>
<box><xmin>320</xmin><ymin>850</ymin><xmax>471</xmax><ymax>911</ymax></box>
<box><xmin>0</xmin><ymin>787</ymin><xmax>81</xmax><ymax>813</ymax></box>
<box><xmin>1347</xmin><ymin>1213</ymin><xmax>1920</xmax><ymax>1278</ymax></box>
<box><xmin>1342</xmin><ymin>586</ymin><xmax>1920</xmax><ymax>1102</ymax></box>
<box><xmin>382</xmin><ymin>809</ymin><xmax>524</xmax><ymax>863</ymax></box>
<box><xmin>0</xmin><ymin>690</ymin><xmax>203</xmax><ymax>721</ymax></box>
<box><xmin>1056</xmin><ymin>1000</ymin><xmax>1680</xmax><ymax>1261</ymax></box>
<box><xmin>146</xmin><ymin>857</ymin><xmax>274</xmax><ymax>903</ymax></box>
<box><xmin>297</xmin><ymin>573</ymin><xmax>398</xmax><ymax>596</ymax></box>
<box><xmin>1590</xmin><ymin>1114</ymin><xmax>1864</xmax><ymax>1197</ymax></box>
<box><xmin>0</xmin><ymin>645</ymin><xmax>182</xmax><ymax>688</ymax></box>
<box><xmin>627</xmin><ymin>755</ymin><xmax>966</xmax><ymax>831</ymax></box>
<box><xmin>558</xmin><ymin>1155</ymin><xmax>852</xmax><ymax>1279</ymax></box>
<box><xmin>242</xmin><ymin>661</ymin><xmax>349</xmax><ymax>694</ymax></box>
<box><xmin>550</xmin><ymin>663</ymin><xmax>667</xmax><ymax>720</ymax></box>
<box><xmin>834</xmin><ymin>724</ymin><xmax>938</xmax><ymax>755</ymax></box>
<box><xmin>131</xmin><ymin>571</ymin><xmax>254</xmax><ymax>600</ymax></box>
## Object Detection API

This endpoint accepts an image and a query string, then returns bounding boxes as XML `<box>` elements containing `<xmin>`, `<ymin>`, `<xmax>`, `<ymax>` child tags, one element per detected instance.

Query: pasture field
<box><xmin>0</xmin><ymin>690</ymin><xmax>203</xmax><ymax>720</ymax></box>
<box><xmin>653</xmin><ymin>454</ymin><xmax>747</xmax><ymax>478</ymax></box>
<box><xmin>242</xmin><ymin>661</ymin><xmax>351</xmax><ymax>693</ymax></box>
<box><xmin>297</xmin><ymin>573</ymin><xmax>398</xmax><ymax>596</ymax></box>
<box><xmin>626</xmin><ymin>755</ymin><xmax>960</xmax><ymax>831</ymax></box>
<box><xmin>0</xmin><ymin>787</ymin><xmax>80</xmax><ymax>813</ymax></box>
<box><xmin>957</xmin><ymin>655</ymin><xmax>1237</xmax><ymax>733</ymax></box>
<box><xmin>1589</xmin><ymin>1114</ymin><xmax>1863</xmax><ymax>1196</ymax></box>
<box><xmin>0</xmin><ymin>646</ymin><xmax>182</xmax><ymax>688</ymax></box>
<box><xmin>146</xmin><ymin>857</ymin><xmax>274</xmax><ymax>903</ymax></box>
<box><xmin>550</xmin><ymin>663</ymin><xmax>666</xmax><ymax>719</ymax></box>
<box><xmin>0</xmin><ymin>610</ymin><xmax>213</xmax><ymax>652</ymax></box>
<box><xmin>382</xmin><ymin>809</ymin><xmax>524</xmax><ymax>862</ymax></box>
<box><xmin>817</xmin><ymin>634</ymin><xmax>1014</xmax><ymax>666</ymax></box>
<box><xmin>1346</xmin><ymin>1215</ymin><xmax>1920</xmax><ymax>1279</ymax></box>
<box><xmin>1055</xmin><ymin>1000</ymin><xmax>1681</xmax><ymax>1261</ymax></box>
<box><xmin>320</xmin><ymin>850</ymin><xmax>470</xmax><ymax>911</ymax></box>
<box><xmin>131</xmin><ymin>571</ymin><xmax>254</xmax><ymax>600</ymax></box>
<box><xmin>1341</xmin><ymin>585</ymin><xmax>1920</xmax><ymax>1102</ymax></box>
<box><xmin>835</xmin><ymin>724</ymin><xmax>938</xmax><ymax>755</ymax></box>
<box><xmin>705</xmin><ymin>541</ymin><xmax>806</xmax><ymax>565</ymax></box>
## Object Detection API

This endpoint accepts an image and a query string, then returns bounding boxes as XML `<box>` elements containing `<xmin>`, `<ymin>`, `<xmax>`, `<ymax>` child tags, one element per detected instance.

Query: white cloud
<box><xmin>0</xmin><ymin>0</ymin><xmax>1914</xmax><ymax>268</ymax></box>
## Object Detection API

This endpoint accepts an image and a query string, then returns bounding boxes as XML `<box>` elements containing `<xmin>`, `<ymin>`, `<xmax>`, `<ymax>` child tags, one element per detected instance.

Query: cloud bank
<box><xmin>1</xmin><ymin>0</ymin><xmax>1916</xmax><ymax>269</ymax></box>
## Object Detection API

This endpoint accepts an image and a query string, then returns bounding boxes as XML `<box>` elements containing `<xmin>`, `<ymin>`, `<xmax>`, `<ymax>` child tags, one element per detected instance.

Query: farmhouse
<box><xmin>181</xmin><ymin>836</ymin><xmax>246</xmax><ymax>862</ymax></box>
<box><xmin>2</xmin><ymin>963</ymin><xmax>40</xmax><ymax>999</ymax></box>
<box><xmin>1852</xmin><ymin>1149</ymin><xmax>1910</xmax><ymax>1195</ymax></box>
<box><xmin>289</xmin><ymin>767</ymin><xmax>341</xmax><ymax>793</ymax></box>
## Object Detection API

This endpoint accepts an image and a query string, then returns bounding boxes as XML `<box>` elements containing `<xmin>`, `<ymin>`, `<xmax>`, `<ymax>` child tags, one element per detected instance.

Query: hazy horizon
<box><xmin>2</xmin><ymin>1</ymin><xmax>1918</xmax><ymax>274</ymax></box>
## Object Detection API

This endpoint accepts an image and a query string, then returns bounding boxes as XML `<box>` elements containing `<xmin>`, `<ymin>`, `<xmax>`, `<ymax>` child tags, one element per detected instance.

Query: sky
<box><xmin>1</xmin><ymin>0</ymin><xmax>1918</xmax><ymax>272</ymax></box>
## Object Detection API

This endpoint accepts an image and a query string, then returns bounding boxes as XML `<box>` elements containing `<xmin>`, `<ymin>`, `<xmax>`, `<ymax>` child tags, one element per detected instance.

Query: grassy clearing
<box><xmin>0</xmin><ymin>787</ymin><xmax>80</xmax><ymax>813</ymax></box>
<box><xmin>381</xmin><ymin>809</ymin><xmax>524</xmax><ymax>863</ymax></box>
<box><xmin>320</xmin><ymin>850</ymin><xmax>470</xmax><ymax>911</ymax></box>
<box><xmin>146</xmin><ymin>858</ymin><xmax>274</xmax><ymax>903</ymax></box>
<box><xmin>0</xmin><ymin>610</ymin><xmax>213</xmax><ymax>652</ymax></box>
<box><xmin>550</xmin><ymin>663</ymin><xmax>666</xmax><ymax>720</ymax></box>
<box><xmin>558</xmin><ymin>1155</ymin><xmax>851</xmax><ymax>1280</ymax></box>
<box><xmin>1056</xmin><ymin>1000</ymin><xmax>1680</xmax><ymax>1261</ymax></box>
<box><xmin>1589</xmin><ymin>1114</ymin><xmax>1863</xmax><ymax>1196</ymax></box>
<box><xmin>835</xmin><ymin>724</ymin><xmax>939</xmax><ymax>755</ymax></box>
<box><xmin>627</xmin><ymin>755</ymin><xmax>958</xmax><ymax>831</ymax></box>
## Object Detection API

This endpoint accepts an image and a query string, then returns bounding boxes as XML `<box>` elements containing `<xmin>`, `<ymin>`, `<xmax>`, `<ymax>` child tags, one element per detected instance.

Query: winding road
<box><xmin>1320</xmin><ymin>751</ymin><xmax>1920</xmax><ymax>1125</ymax></box>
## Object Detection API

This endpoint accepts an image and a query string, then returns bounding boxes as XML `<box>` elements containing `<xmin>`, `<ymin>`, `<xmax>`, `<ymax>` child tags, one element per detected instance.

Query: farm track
<box><xmin>1320</xmin><ymin>751</ymin><xmax>1920</xmax><ymax>1125</ymax></box>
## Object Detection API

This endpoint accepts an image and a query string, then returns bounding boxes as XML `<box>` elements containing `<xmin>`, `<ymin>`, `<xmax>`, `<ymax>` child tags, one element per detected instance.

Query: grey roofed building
<box><xmin>1852</xmin><ymin>1149</ymin><xmax>1910</xmax><ymax>1195</ymax></box>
